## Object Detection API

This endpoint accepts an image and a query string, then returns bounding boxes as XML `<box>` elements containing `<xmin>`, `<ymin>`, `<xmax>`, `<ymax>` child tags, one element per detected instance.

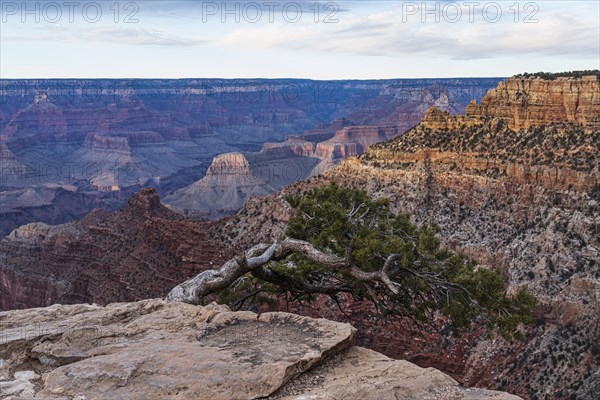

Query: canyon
<box><xmin>0</xmin><ymin>73</ymin><xmax>598</xmax><ymax>399</ymax></box>
<box><xmin>0</xmin><ymin>78</ymin><xmax>500</xmax><ymax>235</ymax></box>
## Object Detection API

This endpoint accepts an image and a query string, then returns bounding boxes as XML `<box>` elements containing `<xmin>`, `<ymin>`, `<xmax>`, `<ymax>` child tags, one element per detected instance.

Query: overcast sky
<box><xmin>1</xmin><ymin>1</ymin><xmax>598</xmax><ymax>79</ymax></box>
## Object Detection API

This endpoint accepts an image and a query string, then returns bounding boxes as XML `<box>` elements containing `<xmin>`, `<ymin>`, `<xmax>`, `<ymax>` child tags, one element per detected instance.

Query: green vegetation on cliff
<box><xmin>366</xmin><ymin>121</ymin><xmax>597</xmax><ymax>174</ymax></box>
<box><xmin>513</xmin><ymin>70</ymin><xmax>600</xmax><ymax>80</ymax></box>
<box><xmin>217</xmin><ymin>184</ymin><xmax>536</xmax><ymax>339</ymax></box>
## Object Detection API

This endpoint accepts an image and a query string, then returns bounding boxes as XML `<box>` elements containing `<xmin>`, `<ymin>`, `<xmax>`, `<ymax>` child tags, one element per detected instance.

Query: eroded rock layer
<box><xmin>466</xmin><ymin>75</ymin><xmax>600</xmax><ymax>130</ymax></box>
<box><xmin>0</xmin><ymin>189</ymin><xmax>227</xmax><ymax>310</ymax></box>
<box><xmin>163</xmin><ymin>152</ymin><xmax>276</xmax><ymax>219</ymax></box>
<box><xmin>0</xmin><ymin>78</ymin><xmax>500</xmax><ymax>236</ymax></box>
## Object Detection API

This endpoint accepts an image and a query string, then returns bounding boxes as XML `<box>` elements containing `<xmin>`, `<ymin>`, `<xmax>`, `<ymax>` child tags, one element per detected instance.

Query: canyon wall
<box><xmin>0</xmin><ymin>78</ymin><xmax>500</xmax><ymax>236</ymax></box>
<box><xmin>466</xmin><ymin>75</ymin><xmax>600</xmax><ymax>130</ymax></box>
<box><xmin>0</xmin><ymin>189</ymin><xmax>227</xmax><ymax>311</ymax></box>
<box><xmin>315</xmin><ymin>125</ymin><xmax>402</xmax><ymax>159</ymax></box>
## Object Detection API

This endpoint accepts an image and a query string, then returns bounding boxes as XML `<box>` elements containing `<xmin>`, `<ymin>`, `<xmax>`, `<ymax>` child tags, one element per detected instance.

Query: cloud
<box><xmin>4</xmin><ymin>25</ymin><xmax>206</xmax><ymax>47</ymax></box>
<box><xmin>87</xmin><ymin>27</ymin><xmax>206</xmax><ymax>47</ymax></box>
<box><xmin>3</xmin><ymin>1</ymin><xmax>598</xmax><ymax>59</ymax></box>
<box><xmin>131</xmin><ymin>0</ymin><xmax>353</xmax><ymax>19</ymax></box>
<box><xmin>210</xmin><ymin>2</ymin><xmax>600</xmax><ymax>60</ymax></box>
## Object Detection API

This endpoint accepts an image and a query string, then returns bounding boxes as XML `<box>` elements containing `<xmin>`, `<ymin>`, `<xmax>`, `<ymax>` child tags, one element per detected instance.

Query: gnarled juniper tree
<box><xmin>167</xmin><ymin>184</ymin><xmax>536</xmax><ymax>338</ymax></box>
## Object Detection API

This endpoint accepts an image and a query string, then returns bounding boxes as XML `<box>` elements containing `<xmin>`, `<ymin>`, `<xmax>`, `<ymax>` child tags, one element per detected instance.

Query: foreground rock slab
<box><xmin>0</xmin><ymin>300</ymin><xmax>522</xmax><ymax>400</ymax></box>
<box><xmin>0</xmin><ymin>299</ymin><xmax>354</xmax><ymax>399</ymax></box>
<box><xmin>275</xmin><ymin>347</ymin><xmax>522</xmax><ymax>400</ymax></box>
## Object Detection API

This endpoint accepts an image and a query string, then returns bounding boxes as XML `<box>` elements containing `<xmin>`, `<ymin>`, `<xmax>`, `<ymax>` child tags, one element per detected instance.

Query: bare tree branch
<box><xmin>165</xmin><ymin>237</ymin><xmax>408</xmax><ymax>305</ymax></box>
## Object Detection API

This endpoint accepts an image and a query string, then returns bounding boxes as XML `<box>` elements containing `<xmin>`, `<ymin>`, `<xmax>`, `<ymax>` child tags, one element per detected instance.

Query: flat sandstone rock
<box><xmin>0</xmin><ymin>300</ymin><xmax>521</xmax><ymax>400</ymax></box>
<box><xmin>276</xmin><ymin>347</ymin><xmax>522</xmax><ymax>400</ymax></box>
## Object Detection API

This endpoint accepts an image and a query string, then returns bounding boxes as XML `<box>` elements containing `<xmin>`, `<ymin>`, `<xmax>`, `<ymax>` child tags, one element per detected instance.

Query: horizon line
<box><xmin>1</xmin><ymin>76</ymin><xmax>510</xmax><ymax>81</ymax></box>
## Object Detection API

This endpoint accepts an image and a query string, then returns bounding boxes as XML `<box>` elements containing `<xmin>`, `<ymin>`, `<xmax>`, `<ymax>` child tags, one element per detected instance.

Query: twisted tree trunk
<box><xmin>166</xmin><ymin>235</ymin><xmax>407</xmax><ymax>304</ymax></box>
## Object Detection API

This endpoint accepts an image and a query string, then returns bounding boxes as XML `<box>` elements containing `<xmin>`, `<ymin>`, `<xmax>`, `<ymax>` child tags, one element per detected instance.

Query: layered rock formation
<box><xmin>261</xmin><ymin>138</ymin><xmax>315</xmax><ymax>157</ymax></box>
<box><xmin>315</xmin><ymin>125</ymin><xmax>402</xmax><ymax>160</ymax></box>
<box><xmin>163</xmin><ymin>153</ymin><xmax>276</xmax><ymax>219</ymax></box>
<box><xmin>290</xmin><ymin>117</ymin><xmax>355</xmax><ymax>142</ymax></box>
<box><xmin>1</xmin><ymin>94</ymin><xmax>68</xmax><ymax>142</ymax></box>
<box><xmin>0</xmin><ymin>78</ymin><xmax>500</xmax><ymax>236</ymax></box>
<box><xmin>183</xmin><ymin>123</ymin><xmax>403</xmax><ymax>220</ymax></box>
<box><xmin>256</xmin><ymin>124</ymin><xmax>403</xmax><ymax>193</ymax></box>
<box><xmin>248</xmin><ymin>81</ymin><xmax>488</xmax><ymax>197</ymax></box>
<box><xmin>0</xmin><ymin>144</ymin><xmax>24</xmax><ymax>185</ymax></box>
<box><xmin>84</xmin><ymin>131</ymin><xmax>165</xmax><ymax>154</ymax></box>
<box><xmin>0</xmin><ymin>189</ymin><xmax>227</xmax><ymax>310</ymax></box>
<box><xmin>205</xmin><ymin>152</ymin><xmax>254</xmax><ymax>177</ymax></box>
<box><xmin>466</xmin><ymin>75</ymin><xmax>600</xmax><ymax>131</ymax></box>
<box><xmin>419</xmin><ymin>107</ymin><xmax>483</xmax><ymax>131</ymax></box>
<box><xmin>0</xmin><ymin>299</ymin><xmax>521</xmax><ymax>399</ymax></box>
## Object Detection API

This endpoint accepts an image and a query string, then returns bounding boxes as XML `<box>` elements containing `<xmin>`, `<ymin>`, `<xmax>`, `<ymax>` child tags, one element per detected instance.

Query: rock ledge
<box><xmin>0</xmin><ymin>300</ymin><xmax>520</xmax><ymax>400</ymax></box>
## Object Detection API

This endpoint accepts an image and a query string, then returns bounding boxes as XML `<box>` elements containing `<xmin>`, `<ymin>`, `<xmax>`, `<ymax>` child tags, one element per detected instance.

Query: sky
<box><xmin>0</xmin><ymin>0</ymin><xmax>599</xmax><ymax>79</ymax></box>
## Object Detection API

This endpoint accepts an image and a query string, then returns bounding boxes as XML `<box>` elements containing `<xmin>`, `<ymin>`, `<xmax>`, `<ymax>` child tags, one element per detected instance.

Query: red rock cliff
<box><xmin>316</xmin><ymin>125</ymin><xmax>402</xmax><ymax>159</ymax></box>
<box><xmin>466</xmin><ymin>75</ymin><xmax>600</xmax><ymax>130</ymax></box>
